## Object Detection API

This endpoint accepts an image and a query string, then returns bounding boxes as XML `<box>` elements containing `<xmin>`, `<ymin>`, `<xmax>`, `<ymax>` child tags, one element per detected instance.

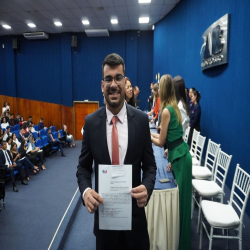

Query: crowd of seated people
<box><xmin>0</xmin><ymin>104</ymin><xmax>76</xmax><ymax>192</ymax></box>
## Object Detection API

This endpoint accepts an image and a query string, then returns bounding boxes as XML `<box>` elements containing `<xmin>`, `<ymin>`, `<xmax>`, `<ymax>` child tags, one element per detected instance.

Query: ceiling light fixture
<box><xmin>54</xmin><ymin>22</ymin><xmax>62</xmax><ymax>26</ymax></box>
<box><xmin>28</xmin><ymin>23</ymin><xmax>36</xmax><ymax>28</ymax></box>
<box><xmin>139</xmin><ymin>17</ymin><xmax>149</xmax><ymax>23</ymax></box>
<box><xmin>111</xmin><ymin>19</ymin><xmax>118</xmax><ymax>24</ymax></box>
<box><xmin>2</xmin><ymin>24</ymin><xmax>11</xmax><ymax>29</ymax></box>
<box><xmin>82</xmin><ymin>20</ymin><xmax>90</xmax><ymax>25</ymax></box>
<box><xmin>139</xmin><ymin>0</ymin><xmax>151</xmax><ymax>3</ymax></box>
<box><xmin>152</xmin><ymin>25</ymin><xmax>155</xmax><ymax>30</ymax></box>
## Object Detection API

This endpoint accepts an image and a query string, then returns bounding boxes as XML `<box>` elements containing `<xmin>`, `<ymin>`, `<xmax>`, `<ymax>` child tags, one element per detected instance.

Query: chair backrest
<box><xmin>39</xmin><ymin>129</ymin><xmax>45</xmax><ymax>137</ymax></box>
<box><xmin>53</xmin><ymin>132</ymin><xmax>58</xmax><ymax>139</ymax></box>
<box><xmin>229</xmin><ymin>164</ymin><xmax>250</xmax><ymax>223</ymax></box>
<box><xmin>45</xmin><ymin>127</ymin><xmax>48</xmax><ymax>134</ymax></box>
<box><xmin>51</xmin><ymin>126</ymin><xmax>55</xmax><ymax>133</ymax></box>
<box><xmin>9</xmin><ymin>126</ymin><xmax>13</xmax><ymax>132</ymax></box>
<box><xmin>194</xmin><ymin>134</ymin><xmax>206</xmax><ymax>165</ymax></box>
<box><xmin>13</xmin><ymin>130</ymin><xmax>19</xmax><ymax>137</ymax></box>
<box><xmin>33</xmin><ymin>125</ymin><xmax>39</xmax><ymax>131</ymax></box>
<box><xmin>33</xmin><ymin>132</ymin><xmax>38</xmax><ymax>140</ymax></box>
<box><xmin>41</xmin><ymin>136</ymin><xmax>48</xmax><ymax>146</ymax></box>
<box><xmin>213</xmin><ymin>149</ymin><xmax>232</xmax><ymax>191</ymax></box>
<box><xmin>14</xmin><ymin>124</ymin><xmax>20</xmax><ymax>131</ymax></box>
<box><xmin>204</xmin><ymin>139</ymin><xmax>221</xmax><ymax>177</ymax></box>
<box><xmin>35</xmin><ymin>138</ymin><xmax>42</xmax><ymax>148</ymax></box>
<box><xmin>190</xmin><ymin>129</ymin><xmax>200</xmax><ymax>155</ymax></box>
<box><xmin>183</xmin><ymin>126</ymin><xmax>190</xmax><ymax>143</ymax></box>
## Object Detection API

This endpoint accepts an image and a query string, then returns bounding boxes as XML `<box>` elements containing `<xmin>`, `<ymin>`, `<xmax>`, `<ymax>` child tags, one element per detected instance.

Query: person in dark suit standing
<box><xmin>76</xmin><ymin>53</ymin><xmax>157</xmax><ymax>250</ymax></box>
<box><xmin>147</xmin><ymin>82</ymin><xmax>154</xmax><ymax>111</ymax></box>
<box><xmin>0</xmin><ymin>141</ymin><xmax>28</xmax><ymax>192</ymax></box>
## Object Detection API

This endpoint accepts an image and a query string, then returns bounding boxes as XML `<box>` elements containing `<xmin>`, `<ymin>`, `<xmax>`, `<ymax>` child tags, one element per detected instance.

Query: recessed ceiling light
<box><xmin>139</xmin><ymin>0</ymin><xmax>151</xmax><ymax>3</ymax></box>
<box><xmin>152</xmin><ymin>25</ymin><xmax>155</xmax><ymax>30</ymax></box>
<box><xmin>2</xmin><ymin>25</ymin><xmax>11</xmax><ymax>29</ymax></box>
<box><xmin>82</xmin><ymin>20</ymin><xmax>89</xmax><ymax>25</ymax></box>
<box><xmin>28</xmin><ymin>23</ymin><xmax>36</xmax><ymax>28</ymax></box>
<box><xmin>54</xmin><ymin>22</ymin><xmax>62</xmax><ymax>26</ymax></box>
<box><xmin>111</xmin><ymin>19</ymin><xmax>118</xmax><ymax>24</ymax></box>
<box><xmin>139</xmin><ymin>17</ymin><xmax>149</xmax><ymax>23</ymax></box>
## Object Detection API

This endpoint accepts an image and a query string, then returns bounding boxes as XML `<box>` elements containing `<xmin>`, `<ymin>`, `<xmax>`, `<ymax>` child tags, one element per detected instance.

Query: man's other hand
<box><xmin>84</xmin><ymin>189</ymin><xmax>104</xmax><ymax>214</ymax></box>
<box><xmin>131</xmin><ymin>185</ymin><xmax>148</xmax><ymax>208</ymax></box>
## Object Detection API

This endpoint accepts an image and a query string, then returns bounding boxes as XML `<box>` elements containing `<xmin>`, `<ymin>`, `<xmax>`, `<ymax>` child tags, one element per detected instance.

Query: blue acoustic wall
<box><xmin>0</xmin><ymin>31</ymin><xmax>153</xmax><ymax>108</ymax></box>
<box><xmin>72</xmin><ymin>30</ymin><xmax>153</xmax><ymax>108</ymax></box>
<box><xmin>154</xmin><ymin>0</ymin><xmax>250</xmax><ymax>215</ymax></box>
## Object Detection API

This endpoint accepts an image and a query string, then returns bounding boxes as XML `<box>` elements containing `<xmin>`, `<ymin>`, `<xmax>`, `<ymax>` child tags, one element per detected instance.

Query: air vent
<box><xmin>23</xmin><ymin>32</ymin><xmax>49</xmax><ymax>40</ymax></box>
<box><xmin>85</xmin><ymin>29</ymin><xmax>109</xmax><ymax>37</ymax></box>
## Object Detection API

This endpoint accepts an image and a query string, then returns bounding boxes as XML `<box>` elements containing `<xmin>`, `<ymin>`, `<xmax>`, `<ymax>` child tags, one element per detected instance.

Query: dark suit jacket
<box><xmin>17</xmin><ymin>134</ymin><xmax>23</xmax><ymax>143</ymax></box>
<box><xmin>76</xmin><ymin>104</ymin><xmax>156</xmax><ymax>246</ymax></box>
<box><xmin>0</xmin><ymin>150</ymin><xmax>13</xmax><ymax>167</ymax></box>
<box><xmin>14</xmin><ymin>118</ymin><xmax>20</xmax><ymax>125</ymax></box>
<box><xmin>47</xmin><ymin>133</ymin><xmax>53</xmax><ymax>143</ymax></box>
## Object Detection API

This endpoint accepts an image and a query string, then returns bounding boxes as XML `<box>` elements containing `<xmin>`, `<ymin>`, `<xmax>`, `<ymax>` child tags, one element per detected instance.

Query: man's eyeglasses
<box><xmin>103</xmin><ymin>74</ymin><xmax>125</xmax><ymax>87</ymax></box>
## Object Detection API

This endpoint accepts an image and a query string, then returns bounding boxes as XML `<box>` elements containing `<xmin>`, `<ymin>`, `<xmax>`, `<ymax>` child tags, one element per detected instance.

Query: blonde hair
<box><xmin>153</xmin><ymin>83</ymin><xmax>159</xmax><ymax>101</ymax></box>
<box><xmin>159</xmin><ymin>74</ymin><xmax>182</xmax><ymax>124</ymax></box>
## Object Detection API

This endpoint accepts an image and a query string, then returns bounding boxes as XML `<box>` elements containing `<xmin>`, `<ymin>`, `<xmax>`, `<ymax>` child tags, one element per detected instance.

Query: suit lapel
<box><xmin>124</xmin><ymin>105</ymin><xmax>135</xmax><ymax>164</ymax></box>
<box><xmin>99</xmin><ymin>108</ymin><xmax>111</xmax><ymax>164</ymax></box>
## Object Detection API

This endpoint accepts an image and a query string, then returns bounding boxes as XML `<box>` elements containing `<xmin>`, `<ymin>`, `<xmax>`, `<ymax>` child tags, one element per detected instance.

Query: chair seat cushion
<box><xmin>192</xmin><ymin>180</ymin><xmax>222</xmax><ymax>197</ymax></box>
<box><xmin>201</xmin><ymin>200</ymin><xmax>240</xmax><ymax>228</ymax></box>
<box><xmin>192</xmin><ymin>157</ymin><xmax>200</xmax><ymax>165</ymax></box>
<box><xmin>192</xmin><ymin>166</ymin><xmax>212</xmax><ymax>179</ymax></box>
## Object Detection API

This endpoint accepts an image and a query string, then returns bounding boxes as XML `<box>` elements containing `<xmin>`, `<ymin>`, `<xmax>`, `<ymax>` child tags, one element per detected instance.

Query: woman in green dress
<box><xmin>151</xmin><ymin>74</ymin><xmax>192</xmax><ymax>250</ymax></box>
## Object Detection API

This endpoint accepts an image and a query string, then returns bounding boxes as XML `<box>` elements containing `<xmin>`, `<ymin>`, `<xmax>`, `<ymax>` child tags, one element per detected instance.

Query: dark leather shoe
<box><xmin>13</xmin><ymin>186</ymin><xmax>19</xmax><ymax>192</ymax></box>
<box><xmin>21</xmin><ymin>180</ymin><xmax>28</xmax><ymax>185</ymax></box>
<box><xmin>62</xmin><ymin>154</ymin><xmax>66</xmax><ymax>157</ymax></box>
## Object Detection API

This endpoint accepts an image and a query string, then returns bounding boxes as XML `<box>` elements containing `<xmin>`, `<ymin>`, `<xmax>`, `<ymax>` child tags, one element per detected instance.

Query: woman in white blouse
<box><xmin>173</xmin><ymin>76</ymin><xmax>190</xmax><ymax>136</ymax></box>
<box><xmin>12</xmin><ymin>133</ymin><xmax>21</xmax><ymax>148</ymax></box>
<box><xmin>1</xmin><ymin>117</ymin><xmax>9</xmax><ymax>129</ymax></box>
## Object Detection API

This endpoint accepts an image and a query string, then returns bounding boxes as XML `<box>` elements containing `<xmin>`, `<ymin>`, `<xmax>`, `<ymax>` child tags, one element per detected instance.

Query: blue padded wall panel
<box><xmin>16</xmin><ymin>35</ymin><xmax>61</xmax><ymax>104</ymax></box>
<box><xmin>154</xmin><ymin>0</ymin><xmax>250</xmax><ymax>215</ymax></box>
<box><xmin>0</xmin><ymin>37</ymin><xmax>5</xmax><ymax>91</ymax></box>
<box><xmin>72</xmin><ymin>32</ymin><xmax>126</xmax><ymax>104</ymax></box>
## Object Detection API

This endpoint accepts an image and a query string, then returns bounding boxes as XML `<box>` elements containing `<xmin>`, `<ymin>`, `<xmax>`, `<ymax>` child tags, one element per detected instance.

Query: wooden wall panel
<box><xmin>74</xmin><ymin>102</ymin><xmax>99</xmax><ymax>140</ymax></box>
<box><xmin>0</xmin><ymin>95</ymin><xmax>73</xmax><ymax>133</ymax></box>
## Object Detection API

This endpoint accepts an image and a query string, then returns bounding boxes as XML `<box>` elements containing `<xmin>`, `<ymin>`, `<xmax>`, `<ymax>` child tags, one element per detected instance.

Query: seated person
<box><xmin>12</xmin><ymin>133</ymin><xmax>21</xmax><ymax>148</ymax></box>
<box><xmin>18</xmin><ymin>128</ymin><xmax>28</xmax><ymax>142</ymax></box>
<box><xmin>62</xmin><ymin>124</ymin><xmax>75</xmax><ymax>147</ymax></box>
<box><xmin>2</xmin><ymin>101</ymin><xmax>9</xmax><ymax>115</ymax></box>
<box><xmin>38</xmin><ymin>118</ymin><xmax>47</xmax><ymax>131</ymax></box>
<box><xmin>19</xmin><ymin>140</ymin><xmax>38</xmax><ymax>166</ymax></box>
<box><xmin>14</xmin><ymin>113</ymin><xmax>20</xmax><ymax>125</ymax></box>
<box><xmin>1</xmin><ymin>117</ymin><xmax>9</xmax><ymax>129</ymax></box>
<box><xmin>47</xmin><ymin>128</ymin><xmax>66</xmax><ymax>157</ymax></box>
<box><xmin>0</xmin><ymin>141</ymin><xmax>28</xmax><ymax>192</ymax></box>
<box><xmin>6</xmin><ymin>136</ymin><xmax>12</xmax><ymax>150</ymax></box>
<box><xmin>26</xmin><ymin>116</ymin><xmax>33</xmax><ymax>127</ymax></box>
<box><xmin>19</xmin><ymin>116</ymin><xmax>25</xmax><ymax>127</ymax></box>
<box><xmin>0</xmin><ymin>129</ymin><xmax>5</xmax><ymax>144</ymax></box>
<box><xmin>3</xmin><ymin>126</ymin><xmax>12</xmax><ymax>141</ymax></box>
<box><xmin>30</xmin><ymin>137</ymin><xmax>46</xmax><ymax>170</ymax></box>
<box><xmin>8</xmin><ymin>113</ymin><xmax>15</xmax><ymax>127</ymax></box>
<box><xmin>24</xmin><ymin>125</ymin><xmax>34</xmax><ymax>139</ymax></box>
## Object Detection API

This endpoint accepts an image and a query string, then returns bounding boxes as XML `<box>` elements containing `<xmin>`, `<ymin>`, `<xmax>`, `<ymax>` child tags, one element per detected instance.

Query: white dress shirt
<box><xmin>83</xmin><ymin>102</ymin><xmax>128</xmax><ymax>198</ymax></box>
<box><xmin>106</xmin><ymin>102</ymin><xmax>128</xmax><ymax>165</ymax></box>
<box><xmin>178</xmin><ymin>101</ymin><xmax>190</xmax><ymax>137</ymax></box>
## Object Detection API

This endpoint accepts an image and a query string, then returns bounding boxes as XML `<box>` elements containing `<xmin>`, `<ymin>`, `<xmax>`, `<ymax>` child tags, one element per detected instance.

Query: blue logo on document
<box><xmin>102</xmin><ymin>170</ymin><xmax>107</xmax><ymax>174</ymax></box>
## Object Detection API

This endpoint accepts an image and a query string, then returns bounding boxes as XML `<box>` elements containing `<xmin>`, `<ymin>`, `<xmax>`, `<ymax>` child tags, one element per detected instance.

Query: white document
<box><xmin>98</xmin><ymin>164</ymin><xmax>132</xmax><ymax>231</ymax></box>
<box><xmin>26</xmin><ymin>143</ymin><xmax>32</xmax><ymax>153</ymax></box>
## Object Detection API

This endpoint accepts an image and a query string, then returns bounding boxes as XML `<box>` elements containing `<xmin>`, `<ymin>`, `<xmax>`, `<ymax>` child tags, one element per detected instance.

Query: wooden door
<box><xmin>74</xmin><ymin>102</ymin><xmax>99</xmax><ymax>140</ymax></box>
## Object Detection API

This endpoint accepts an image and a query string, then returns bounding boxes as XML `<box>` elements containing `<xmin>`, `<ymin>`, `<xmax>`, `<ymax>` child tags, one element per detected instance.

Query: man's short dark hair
<box><xmin>28</xmin><ymin>124</ymin><xmax>32</xmax><ymax>128</ymax></box>
<box><xmin>29</xmin><ymin>116</ymin><xmax>32</xmax><ymax>119</ymax></box>
<box><xmin>40</xmin><ymin>118</ymin><xmax>43</xmax><ymax>120</ymax></box>
<box><xmin>6</xmin><ymin>126</ymin><xmax>10</xmax><ymax>130</ymax></box>
<box><xmin>10</xmin><ymin>113</ymin><xmax>13</xmax><ymax>116</ymax></box>
<box><xmin>134</xmin><ymin>86</ymin><xmax>139</xmax><ymax>91</ymax></box>
<box><xmin>17</xmin><ymin>113</ymin><xmax>20</xmax><ymax>116</ymax></box>
<box><xmin>102</xmin><ymin>53</ymin><xmax>125</xmax><ymax>77</ymax></box>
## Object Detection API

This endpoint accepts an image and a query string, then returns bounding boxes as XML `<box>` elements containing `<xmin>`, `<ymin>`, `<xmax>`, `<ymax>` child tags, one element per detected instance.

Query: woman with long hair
<box><xmin>125</xmin><ymin>78</ymin><xmax>136</xmax><ymax>107</ymax></box>
<box><xmin>147</xmin><ymin>84</ymin><xmax>160</xmax><ymax>123</ymax></box>
<box><xmin>30</xmin><ymin>136</ymin><xmax>46</xmax><ymax>170</ymax></box>
<box><xmin>188</xmin><ymin>89</ymin><xmax>201</xmax><ymax>143</ymax></box>
<box><xmin>19</xmin><ymin>139</ymin><xmax>38</xmax><ymax>167</ymax></box>
<box><xmin>173</xmin><ymin>76</ymin><xmax>190</xmax><ymax>135</ymax></box>
<box><xmin>10</xmin><ymin>142</ymin><xmax>39</xmax><ymax>179</ymax></box>
<box><xmin>151</xmin><ymin>74</ymin><xmax>192</xmax><ymax>250</ymax></box>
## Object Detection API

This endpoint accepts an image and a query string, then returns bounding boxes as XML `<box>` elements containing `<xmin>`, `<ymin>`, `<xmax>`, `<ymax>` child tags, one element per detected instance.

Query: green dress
<box><xmin>166</xmin><ymin>105</ymin><xmax>192</xmax><ymax>250</ymax></box>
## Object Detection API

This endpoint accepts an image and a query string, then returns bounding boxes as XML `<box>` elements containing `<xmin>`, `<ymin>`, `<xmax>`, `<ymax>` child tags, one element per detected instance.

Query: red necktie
<box><xmin>111</xmin><ymin>116</ymin><xmax>119</xmax><ymax>165</ymax></box>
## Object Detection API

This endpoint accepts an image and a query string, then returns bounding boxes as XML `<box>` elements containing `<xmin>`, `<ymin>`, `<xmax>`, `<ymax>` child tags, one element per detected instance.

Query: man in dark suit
<box><xmin>18</xmin><ymin>128</ymin><xmax>27</xmax><ymax>142</ymax></box>
<box><xmin>14</xmin><ymin>113</ymin><xmax>20</xmax><ymax>125</ymax></box>
<box><xmin>148</xmin><ymin>82</ymin><xmax>154</xmax><ymax>111</ymax></box>
<box><xmin>8</xmin><ymin>113</ymin><xmax>15</xmax><ymax>127</ymax></box>
<box><xmin>77</xmin><ymin>53</ymin><xmax>157</xmax><ymax>250</ymax></box>
<box><xmin>47</xmin><ymin>128</ymin><xmax>66</xmax><ymax>157</ymax></box>
<box><xmin>0</xmin><ymin>141</ymin><xmax>28</xmax><ymax>192</ymax></box>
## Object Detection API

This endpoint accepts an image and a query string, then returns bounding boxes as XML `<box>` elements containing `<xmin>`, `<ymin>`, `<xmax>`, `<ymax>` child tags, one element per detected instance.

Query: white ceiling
<box><xmin>0</xmin><ymin>0</ymin><xmax>180</xmax><ymax>36</ymax></box>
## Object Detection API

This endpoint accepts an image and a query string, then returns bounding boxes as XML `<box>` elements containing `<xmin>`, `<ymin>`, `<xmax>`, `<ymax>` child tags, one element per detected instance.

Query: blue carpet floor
<box><xmin>0</xmin><ymin>141</ymin><xmax>82</xmax><ymax>250</ymax></box>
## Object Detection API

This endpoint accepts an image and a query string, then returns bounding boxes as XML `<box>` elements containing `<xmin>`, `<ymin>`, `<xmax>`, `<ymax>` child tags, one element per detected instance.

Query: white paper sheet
<box><xmin>98</xmin><ymin>164</ymin><xmax>132</xmax><ymax>230</ymax></box>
